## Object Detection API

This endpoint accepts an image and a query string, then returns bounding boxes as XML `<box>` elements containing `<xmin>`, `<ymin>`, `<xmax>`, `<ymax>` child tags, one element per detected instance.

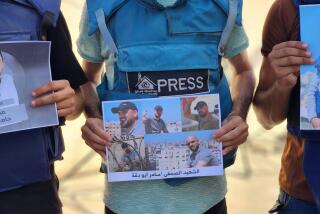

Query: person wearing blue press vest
<box><xmin>0</xmin><ymin>0</ymin><xmax>100</xmax><ymax>213</ymax></box>
<box><xmin>78</xmin><ymin>0</ymin><xmax>255</xmax><ymax>213</ymax></box>
<box><xmin>253</xmin><ymin>0</ymin><xmax>320</xmax><ymax>213</ymax></box>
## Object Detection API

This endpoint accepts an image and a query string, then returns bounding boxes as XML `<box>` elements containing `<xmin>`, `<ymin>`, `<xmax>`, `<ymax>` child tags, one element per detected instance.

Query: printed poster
<box><xmin>102</xmin><ymin>94</ymin><xmax>223</xmax><ymax>182</ymax></box>
<box><xmin>300</xmin><ymin>5</ymin><xmax>320</xmax><ymax>130</ymax></box>
<box><xmin>0</xmin><ymin>41</ymin><xmax>58</xmax><ymax>134</ymax></box>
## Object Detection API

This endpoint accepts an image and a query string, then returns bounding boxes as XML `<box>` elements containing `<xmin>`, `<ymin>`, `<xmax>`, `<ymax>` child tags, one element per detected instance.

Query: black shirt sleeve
<box><xmin>47</xmin><ymin>12</ymin><xmax>87</xmax><ymax>89</ymax></box>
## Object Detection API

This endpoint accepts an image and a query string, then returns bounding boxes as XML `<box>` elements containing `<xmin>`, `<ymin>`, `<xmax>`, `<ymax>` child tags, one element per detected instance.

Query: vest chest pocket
<box><xmin>166</xmin><ymin>1</ymin><xmax>227</xmax><ymax>35</ymax></box>
<box><xmin>0</xmin><ymin>32</ymin><xmax>32</xmax><ymax>41</ymax></box>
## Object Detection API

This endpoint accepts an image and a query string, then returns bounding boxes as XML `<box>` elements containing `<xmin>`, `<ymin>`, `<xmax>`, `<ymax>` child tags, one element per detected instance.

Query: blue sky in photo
<box><xmin>300</xmin><ymin>5</ymin><xmax>320</xmax><ymax>75</ymax></box>
<box><xmin>102</xmin><ymin>97</ymin><xmax>181</xmax><ymax>123</ymax></box>
<box><xmin>144</xmin><ymin>130</ymin><xmax>214</xmax><ymax>144</ymax></box>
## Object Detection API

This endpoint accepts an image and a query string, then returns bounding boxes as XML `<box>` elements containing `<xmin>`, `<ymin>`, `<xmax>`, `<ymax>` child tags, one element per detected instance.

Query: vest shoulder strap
<box><xmin>214</xmin><ymin>0</ymin><xmax>243</xmax><ymax>25</ymax></box>
<box><xmin>88</xmin><ymin>0</ymin><xmax>243</xmax><ymax>57</ymax></box>
<box><xmin>87</xmin><ymin>0</ymin><xmax>129</xmax><ymax>35</ymax></box>
<box><xmin>94</xmin><ymin>8</ymin><xmax>118</xmax><ymax>54</ymax></box>
<box><xmin>217</xmin><ymin>0</ymin><xmax>241</xmax><ymax>56</ymax></box>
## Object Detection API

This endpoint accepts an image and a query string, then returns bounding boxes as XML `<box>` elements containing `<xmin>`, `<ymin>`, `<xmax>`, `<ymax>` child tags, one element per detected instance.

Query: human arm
<box><xmin>253</xmin><ymin>42</ymin><xmax>313</xmax><ymax>129</ymax></box>
<box><xmin>78</xmin><ymin>15</ymin><xmax>104</xmax><ymax>117</ymax></box>
<box><xmin>187</xmin><ymin>157</ymin><xmax>192</xmax><ymax>168</ymax></box>
<box><xmin>82</xmin><ymin>61</ymin><xmax>103</xmax><ymax>85</ymax></box>
<box><xmin>214</xmin><ymin>50</ymin><xmax>255</xmax><ymax>154</ymax></box>
<box><xmin>77</xmin><ymin>6</ymin><xmax>112</xmax><ymax>158</ymax></box>
<box><xmin>194</xmin><ymin>160</ymin><xmax>209</xmax><ymax>168</ymax></box>
<box><xmin>182</xmin><ymin>97</ymin><xmax>197</xmax><ymax>121</ymax></box>
<box><xmin>80</xmin><ymin>60</ymin><xmax>111</xmax><ymax>158</ymax></box>
<box><xmin>162</xmin><ymin>120</ymin><xmax>169</xmax><ymax>133</ymax></box>
<box><xmin>142</xmin><ymin>110</ymin><xmax>152</xmax><ymax>133</ymax></box>
<box><xmin>80</xmin><ymin>60</ymin><xmax>104</xmax><ymax>119</ymax></box>
<box><xmin>142</xmin><ymin>110</ymin><xmax>150</xmax><ymax>123</ymax></box>
<box><xmin>194</xmin><ymin>149</ymin><xmax>213</xmax><ymax>167</ymax></box>
<box><xmin>252</xmin><ymin>1</ymin><xmax>314</xmax><ymax>129</ymax></box>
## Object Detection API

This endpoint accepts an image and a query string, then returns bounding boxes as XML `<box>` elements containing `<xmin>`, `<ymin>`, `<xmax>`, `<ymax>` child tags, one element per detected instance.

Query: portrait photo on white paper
<box><xmin>0</xmin><ymin>41</ymin><xmax>58</xmax><ymax>134</ymax></box>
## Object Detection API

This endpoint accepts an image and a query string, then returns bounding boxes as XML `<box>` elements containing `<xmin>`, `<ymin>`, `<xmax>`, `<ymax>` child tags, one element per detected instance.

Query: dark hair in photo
<box><xmin>121</xmin><ymin>143</ymin><xmax>129</xmax><ymax>149</ymax></box>
<box><xmin>0</xmin><ymin>50</ymin><xmax>3</xmax><ymax>61</ymax></box>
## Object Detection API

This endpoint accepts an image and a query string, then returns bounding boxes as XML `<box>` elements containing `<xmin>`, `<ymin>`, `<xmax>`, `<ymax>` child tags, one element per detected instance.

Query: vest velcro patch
<box><xmin>126</xmin><ymin>69</ymin><xmax>209</xmax><ymax>96</ymax></box>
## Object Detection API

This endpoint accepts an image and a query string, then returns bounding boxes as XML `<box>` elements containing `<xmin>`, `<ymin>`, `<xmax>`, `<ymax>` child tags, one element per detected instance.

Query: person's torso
<box><xmin>94</xmin><ymin>0</ymin><xmax>237</xmax><ymax>121</ymax></box>
<box><xmin>189</xmin><ymin>146</ymin><xmax>212</xmax><ymax>167</ymax></box>
<box><xmin>264</xmin><ymin>0</ymin><xmax>314</xmax><ymax>202</ymax></box>
<box><xmin>105</xmin><ymin>175</ymin><xmax>227</xmax><ymax>214</ymax></box>
<box><xmin>90</xmin><ymin>1</ymin><xmax>241</xmax><ymax>211</ymax></box>
<box><xmin>148</xmin><ymin>118</ymin><xmax>166</xmax><ymax>133</ymax></box>
<box><xmin>0</xmin><ymin>0</ymin><xmax>63</xmax><ymax>192</ymax></box>
<box><xmin>189</xmin><ymin>151</ymin><xmax>198</xmax><ymax>167</ymax></box>
<box><xmin>124</xmin><ymin>119</ymin><xmax>146</xmax><ymax>137</ymax></box>
<box><xmin>198</xmin><ymin>114</ymin><xmax>218</xmax><ymax>130</ymax></box>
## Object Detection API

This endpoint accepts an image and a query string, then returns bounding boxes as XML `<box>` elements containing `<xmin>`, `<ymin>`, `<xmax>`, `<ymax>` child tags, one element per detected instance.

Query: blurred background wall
<box><xmin>58</xmin><ymin>1</ymin><xmax>286</xmax><ymax>213</ymax></box>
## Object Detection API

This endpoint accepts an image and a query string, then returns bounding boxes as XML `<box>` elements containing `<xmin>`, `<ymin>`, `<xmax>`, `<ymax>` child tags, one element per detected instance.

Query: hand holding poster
<box><xmin>102</xmin><ymin>94</ymin><xmax>223</xmax><ymax>182</ymax></box>
<box><xmin>0</xmin><ymin>41</ymin><xmax>58</xmax><ymax>134</ymax></box>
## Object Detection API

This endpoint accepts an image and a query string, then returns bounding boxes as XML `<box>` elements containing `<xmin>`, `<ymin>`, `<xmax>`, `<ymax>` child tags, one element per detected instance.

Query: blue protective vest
<box><xmin>0</xmin><ymin>0</ymin><xmax>63</xmax><ymax>192</ymax></box>
<box><xmin>289</xmin><ymin>0</ymin><xmax>320</xmax><ymax>210</ymax></box>
<box><xmin>87</xmin><ymin>0</ymin><xmax>243</xmax><ymax>172</ymax></box>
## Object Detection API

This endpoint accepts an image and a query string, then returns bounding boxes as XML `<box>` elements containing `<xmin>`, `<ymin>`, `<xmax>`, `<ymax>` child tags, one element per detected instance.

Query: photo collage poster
<box><xmin>102</xmin><ymin>94</ymin><xmax>223</xmax><ymax>182</ymax></box>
